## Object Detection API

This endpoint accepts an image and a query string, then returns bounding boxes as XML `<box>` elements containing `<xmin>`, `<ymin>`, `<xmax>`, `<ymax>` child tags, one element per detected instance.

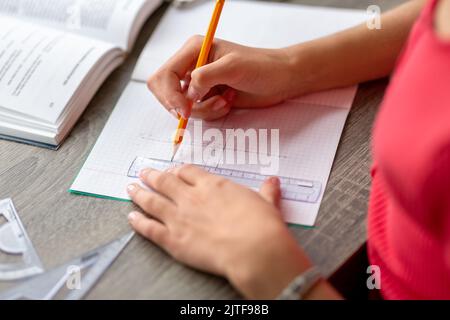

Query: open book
<box><xmin>0</xmin><ymin>0</ymin><xmax>162</xmax><ymax>149</ymax></box>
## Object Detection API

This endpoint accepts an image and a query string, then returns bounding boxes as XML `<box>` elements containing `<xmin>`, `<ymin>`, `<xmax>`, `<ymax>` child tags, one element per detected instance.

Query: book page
<box><xmin>70</xmin><ymin>82</ymin><xmax>351</xmax><ymax>226</ymax></box>
<box><xmin>0</xmin><ymin>16</ymin><xmax>116</xmax><ymax>124</ymax></box>
<box><xmin>0</xmin><ymin>0</ymin><xmax>159</xmax><ymax>50</ymax></box>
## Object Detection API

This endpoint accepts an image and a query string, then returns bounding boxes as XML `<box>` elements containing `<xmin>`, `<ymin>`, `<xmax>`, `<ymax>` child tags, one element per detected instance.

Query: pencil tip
<box><xmin>171</xmin><ymin>144</ymin><xmax>180</xmax><ymax>162</ymax></box>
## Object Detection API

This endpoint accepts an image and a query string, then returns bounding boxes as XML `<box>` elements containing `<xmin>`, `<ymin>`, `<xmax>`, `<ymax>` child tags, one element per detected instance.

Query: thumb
<box><xmin>187</xmin><ymin>55</ymin><xmax>238</xmax><ymax>101</ymax></box>
<box><xmin>259</xmin><ymin>177</ymin><xmax>281</xmax><ymax>209</ymax></box>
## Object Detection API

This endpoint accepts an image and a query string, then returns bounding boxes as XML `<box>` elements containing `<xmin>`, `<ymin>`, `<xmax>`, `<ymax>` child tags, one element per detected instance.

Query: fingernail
<box><xmin>212</xmin><ymin>98</ymin><xmax>228</xmax><ymax>111</ymax></box>
<box><xmin>269</xmin><ymin>177</ymin><xmax>280</xmax><ymax>186</ymax></box>
<box><xmin>128</xmin><ymin>212</ymin><xmax>137</xmax><ymax>221</ymax></box>
<box><xmin>127</xmin><ymin>184</ymin><xmax>137</xmax><ymax>194</ymax></box>
<box><xmin>187</xmin><ymin>86</ymin><xmax>199</xmax><ymax>101</ymax></box>
<box><xmin>176</xmin><ymin>108</ymin><xmax>187</xmax><ymax>119</ymax></box>
<box><xmin>170</xmin><ymin>110</ymin><xmax>180</xmax><ymax>119</ymax></box>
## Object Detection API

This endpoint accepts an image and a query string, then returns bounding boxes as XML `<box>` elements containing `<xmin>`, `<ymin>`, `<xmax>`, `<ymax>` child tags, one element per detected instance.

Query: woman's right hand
<box><xmin>147</xmin><ymin>36</ymin><xmax>302</xmax><ymax>121</ymax></box>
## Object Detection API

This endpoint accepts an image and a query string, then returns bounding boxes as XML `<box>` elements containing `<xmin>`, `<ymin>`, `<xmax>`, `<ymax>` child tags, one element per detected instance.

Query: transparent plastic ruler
<box><xmin>128</xmin><ymin>157</ymin><xmax>322</xmax><ymax>203</ymax></box>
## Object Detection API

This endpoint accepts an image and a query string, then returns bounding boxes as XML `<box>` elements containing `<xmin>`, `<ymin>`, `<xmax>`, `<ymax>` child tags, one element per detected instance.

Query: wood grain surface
<box><xmin>0</xmin><ymin>0</ymin><xmax>406</xmax><ymax>299</ymax></box>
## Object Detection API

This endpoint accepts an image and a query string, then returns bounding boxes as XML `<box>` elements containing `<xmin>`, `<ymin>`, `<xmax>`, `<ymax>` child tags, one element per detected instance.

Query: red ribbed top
<box><xmin>368</xmin><ymin>0</ymin><xmax>450</xmax><ymax>299</ymax></box>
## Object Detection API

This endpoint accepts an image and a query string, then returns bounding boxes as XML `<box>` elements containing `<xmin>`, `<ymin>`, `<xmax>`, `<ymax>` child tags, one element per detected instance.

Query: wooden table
<box><xmin>0</xmin><ymin>0</ymin><xmax>405</xmax><ymax>299</ymax></box>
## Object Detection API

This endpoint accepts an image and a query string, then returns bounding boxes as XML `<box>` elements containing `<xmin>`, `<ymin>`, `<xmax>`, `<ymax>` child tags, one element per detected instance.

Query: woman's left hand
<box><xmin>126</xmin><ymin>164</ymin><xmax>312</xmax><ymax>299</ymax></box>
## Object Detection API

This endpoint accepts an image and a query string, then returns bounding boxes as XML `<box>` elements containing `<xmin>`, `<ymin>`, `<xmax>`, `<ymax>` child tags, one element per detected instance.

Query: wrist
<box><xmin>225</xmin><ymin>226</ymin><xmax>312</xmax><ymax>299</ymax></box>
<box><xmin>281</xmin><ymin>40</ymin><xmax>337</xmax><ymax>99</ymax></box>
<box><xmin>280</xmin><ymin>43</ymin><xmax>320</xmax><ymax>98</ymax></box>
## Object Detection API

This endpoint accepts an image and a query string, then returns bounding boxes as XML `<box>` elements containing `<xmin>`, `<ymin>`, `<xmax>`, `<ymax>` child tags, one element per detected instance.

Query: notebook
<box><xmin>0</xmin><ymin>0</ymin><xmax>162</xmax><ymax>149</ymax></box>
<box><xmin>70</xmin><ymin>0</ymin><xmax>367</xmax><ymax>226</ymax></box>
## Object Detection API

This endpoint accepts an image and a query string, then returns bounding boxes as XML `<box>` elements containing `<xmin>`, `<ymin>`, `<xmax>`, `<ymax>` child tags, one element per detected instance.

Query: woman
<box><xmin>125</xmin><ymin>0</ymin><xmax>450</xmax><ymax>299</ymax></box>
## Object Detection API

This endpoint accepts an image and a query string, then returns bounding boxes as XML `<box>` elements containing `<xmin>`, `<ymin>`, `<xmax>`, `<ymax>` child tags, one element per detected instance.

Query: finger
<box><xmin>165</xmin><ymin>35</ymin><xmax>204</xmax><ymax>79</ymax></box>
<box><xmin>139</xmin><ymin>168</ymin><xmax>190</xmax><ymax>201</ymax></box>
<box><xmin>148</xmin><ymin>36</ymin><xmax>204</xmax><ymax>118</ymax></box>
<box><xmin>169</xmin><ymin>164</ymin><xmax>210</xmax><ymax>185</ymax></box>
<box><xmin>148</xmin><ymin>70</ymin><xmax>192</xmax><ymax>118</ymax></box>
<box><xmin>127</xmin><ymin>184</ymin><xmax>176</xmax><ymax>222</ymax></box>
<box><xmin>181</xmin><ymin>72</ymin><xmax>191</xmax><ymax>93</ymax></box>
<box><xmin>170</xmin><ymin>109</ymin><xmax>181</xmax><ymax>120</ymax></box>
<box><xmin>191</xmin><ymin>88</ymin><xmax>236</xmax><ymax>120</ymax></box>
<box><xmin>187</xmin><ymin>55</ymin><xmax>240</xmax><ymax>102</ymax></box>
<box><xmin>259</xmin><ymin>177</ymin><xmax>281</xmax><ymax>208</ymax></box>
<box><xmin>128</xmin><ymin>211</ymin><xmax>171</xmax><ymax>249</ymax></box>
<box><xmin>191</xmin><ymin>96</ymin><xmax>230</xmax><ymax>121</ymax></box>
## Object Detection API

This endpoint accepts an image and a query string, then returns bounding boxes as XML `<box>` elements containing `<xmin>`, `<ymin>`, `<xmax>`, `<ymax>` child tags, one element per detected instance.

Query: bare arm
<box><xmin>435</xmin><ymin>0</ymin><xmax>450</xmax><ymax>40</ymax></box>
<box><xmin>285</xmin><ymin>0</ymin><xmax>427</xmax><ymax>96</ymax></box>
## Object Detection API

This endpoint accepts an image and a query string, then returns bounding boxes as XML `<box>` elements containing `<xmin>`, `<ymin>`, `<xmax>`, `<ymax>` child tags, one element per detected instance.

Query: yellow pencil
<box><xmin>171</xmin><ymin>0</ymin><xmax>226</xmax><ymax>161</ymax></box>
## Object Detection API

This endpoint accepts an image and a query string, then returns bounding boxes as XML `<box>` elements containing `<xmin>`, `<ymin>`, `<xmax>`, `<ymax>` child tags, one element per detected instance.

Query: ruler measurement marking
<box><xmin>127</xmin><ymin>157</ymin><xmax>322</xmax><ymax>204</ymax></box>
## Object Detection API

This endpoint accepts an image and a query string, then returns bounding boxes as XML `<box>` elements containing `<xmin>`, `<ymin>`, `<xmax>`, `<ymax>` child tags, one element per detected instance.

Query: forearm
<box><xmin>285</xmin><ymin>0</ymin><xmax>426</xmax><ymax>96</ymax></box>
